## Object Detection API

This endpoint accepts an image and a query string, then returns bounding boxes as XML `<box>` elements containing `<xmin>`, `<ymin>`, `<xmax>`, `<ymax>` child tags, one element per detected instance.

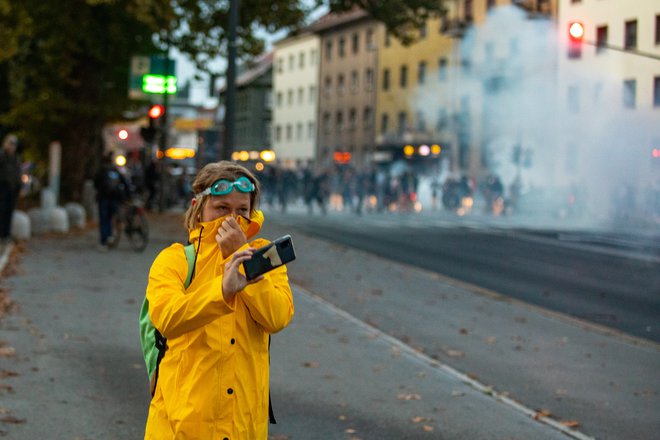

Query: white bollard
<box><xmin>50</xmin><ymin>207</ymin><xmax>69</xmax><ymax>233</ymax></box>
<box><xmin>11</xmin><ymin>210</ymin><xmax>31</xmax><ymax>240</ymax></box>
<box><xmin>28</xmin><ymin>208</ymin><xmax>50</xmax><ymax>235</ymax></box>
<box><xmin>65</xmin><ymin>202</ymin><xmax>86</xmax><ymax>229</ymax></box>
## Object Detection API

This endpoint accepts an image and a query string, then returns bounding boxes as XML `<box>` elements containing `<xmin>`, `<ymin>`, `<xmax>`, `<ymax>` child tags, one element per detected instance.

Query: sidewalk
<box><xmin>0</xmin><ymin>212</ymin><xmax>657</xmax><ymax>439</ymax></box>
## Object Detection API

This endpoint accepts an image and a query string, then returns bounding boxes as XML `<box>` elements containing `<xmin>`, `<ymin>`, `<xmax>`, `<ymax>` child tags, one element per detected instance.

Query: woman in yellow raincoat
<box><xmin>144</xmin><ymin>161</ymin><xmax>294</xmax><ymax>440</ymax></box>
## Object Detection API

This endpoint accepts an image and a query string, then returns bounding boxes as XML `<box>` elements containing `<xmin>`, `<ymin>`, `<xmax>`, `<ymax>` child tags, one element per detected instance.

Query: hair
<box><xmin>183</xmin><ymin>161</ymin><xmax>261</xmax><ymax>230</ymax></box>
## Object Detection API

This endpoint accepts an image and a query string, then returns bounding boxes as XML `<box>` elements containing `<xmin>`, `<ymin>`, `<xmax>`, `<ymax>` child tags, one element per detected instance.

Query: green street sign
<box><xmin>142</xmin><ymin>75</ymin><xmax>177</xmax><ymax>94</ymax></box>
<box><xmin>129</xmin><ymin>55</ymin><xmax>177</xmax><ymax>99</ymax></box>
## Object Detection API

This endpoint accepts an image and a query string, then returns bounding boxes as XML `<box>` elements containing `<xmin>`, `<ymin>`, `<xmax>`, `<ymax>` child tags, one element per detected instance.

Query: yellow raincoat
<box><xmin>144</xmin><ymin>211</ymin><xmax>294</xmax><ymax>440</ymax></box>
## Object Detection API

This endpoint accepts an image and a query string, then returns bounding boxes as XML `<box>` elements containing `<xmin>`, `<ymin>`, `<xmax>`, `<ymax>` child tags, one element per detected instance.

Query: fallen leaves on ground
<box><xmin>397</xmin><ymin>393</ymin><xmax>421</xmax><ymax>401</ymax></box>
<box><xmin>0</xmin><ymin>415</ymin><xmax>25</xmax><ymax>424</ymax></box>
<box><xmin>533</xmin><ymin>409</ymin><xmax>552</xmax><ymax>420</ymax></box>
<box><xmin>561</xmin><ymin>420</ymin><xmax>580</xmax><ymax>428</ymax></box>
<box><xmin>301</xmin><ymin>361</ymin><xmax>319</xmax><ymax>368</ymax></box>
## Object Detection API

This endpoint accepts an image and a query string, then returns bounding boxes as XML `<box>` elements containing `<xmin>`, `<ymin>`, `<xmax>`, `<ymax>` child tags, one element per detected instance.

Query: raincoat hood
<box><xmin>188</xmin><ymin>209</ymin><xmax>264</xmax><ymax>246</ymax></box>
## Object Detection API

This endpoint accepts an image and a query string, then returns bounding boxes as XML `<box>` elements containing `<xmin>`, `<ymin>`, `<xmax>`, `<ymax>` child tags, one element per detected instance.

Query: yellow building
<box><xmin>376</xmin><ymin>0</ymin><xmax>558</xmax><ymax>178</ymax></box>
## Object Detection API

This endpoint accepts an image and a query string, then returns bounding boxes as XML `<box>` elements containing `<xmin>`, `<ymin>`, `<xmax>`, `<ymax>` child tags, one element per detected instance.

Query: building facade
<box><xmin>272</xmin><ymin>32</ymin><xmax>320</xmax><ymax>168</ymax></box>
<box><xmin>232</xmin><ymin>53</ymin><xmax>274</xmax><ymax>154</ymax></box>
<box><xmin>310</xmin><ymin>9</ymin><xmax>384</xmax><ymax>168</ymax></box>
<box><xmin>557</xmin><ymin>0</ymin><xmax>660</xmax><ymax>217</ymax></box>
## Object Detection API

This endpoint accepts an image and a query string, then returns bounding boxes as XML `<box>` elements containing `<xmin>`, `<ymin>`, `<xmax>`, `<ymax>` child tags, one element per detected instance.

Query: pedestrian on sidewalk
<box><xmin>93</xmin><ymin>152</ymin><xmax>130</xmax><ymax>250</ymax></box>
<box><xmin>143</xmin><ymin>161</ymin><xmax>294</xmax><ymax>440</ymax></box>
<box><xmin>0</xmin><ymin>134</ymin><xmax>22</xmax><ymax>246</ymax></box>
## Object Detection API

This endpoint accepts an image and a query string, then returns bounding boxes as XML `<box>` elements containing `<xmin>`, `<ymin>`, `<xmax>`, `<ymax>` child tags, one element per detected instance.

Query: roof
<box><xmin>219</xmin><ymin>52</ymin><xmax>273</xmax><ymax>93</ymax></box>
<box><xmin>306</xmin><ymin>7</ymin><xmax>371</xmax><ymax>33</ymax></box>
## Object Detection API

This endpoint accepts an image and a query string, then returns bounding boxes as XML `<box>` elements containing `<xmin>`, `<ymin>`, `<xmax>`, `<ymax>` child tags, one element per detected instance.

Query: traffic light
<box><xmin>140</xmin><ymin>104</ymin><xmax>165</xmax><ymax>144</ymax></box>
<box><xmin>568</xmin><ymin>21</ymin><xmax>584</xmax><ymax>59</ymax></box>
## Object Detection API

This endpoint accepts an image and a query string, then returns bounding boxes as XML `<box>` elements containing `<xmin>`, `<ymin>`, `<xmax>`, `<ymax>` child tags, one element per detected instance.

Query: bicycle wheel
<box><xmin>126</xmin><ymin>209</ymin><xmax>149</xmax><ymax>252</ymax></box>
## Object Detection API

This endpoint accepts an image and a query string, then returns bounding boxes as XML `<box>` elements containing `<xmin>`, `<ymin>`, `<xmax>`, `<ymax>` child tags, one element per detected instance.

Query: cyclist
<box><xmin>94</xmin><ymin>152</ymin><xmax>131</xmax><ymax>251</ymax></box>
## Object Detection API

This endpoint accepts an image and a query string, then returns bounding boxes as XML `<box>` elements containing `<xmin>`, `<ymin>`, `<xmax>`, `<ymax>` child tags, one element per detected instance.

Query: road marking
<box><xmin>292</xmin><ymin>283</ymin><xmax>597</xmax><ymax>440</ymax></box>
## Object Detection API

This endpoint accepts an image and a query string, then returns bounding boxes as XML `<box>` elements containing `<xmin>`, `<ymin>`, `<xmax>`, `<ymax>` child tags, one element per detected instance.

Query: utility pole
<box><xmin>223</xmin><ymin>0</ymin><xmax>239</xmax><ymax>160</ymax></box>
<box><xmin>158</xmin><ymin>42</ymin><xmax>171</xmax><ymax>212</ymax></box>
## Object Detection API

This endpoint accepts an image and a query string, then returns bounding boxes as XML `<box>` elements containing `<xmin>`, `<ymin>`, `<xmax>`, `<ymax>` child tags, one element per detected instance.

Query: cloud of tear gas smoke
<box><xmin>410</xmin><ymin>5</ymin><xmax>660</xmax><ymax>230</ymax></box>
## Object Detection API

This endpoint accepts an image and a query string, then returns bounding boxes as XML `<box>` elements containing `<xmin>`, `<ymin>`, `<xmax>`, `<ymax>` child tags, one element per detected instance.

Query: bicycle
<box><xmin>107</xmin><ymin>196</ymin><xmax>149</xmax><ymax>252</ymax></box>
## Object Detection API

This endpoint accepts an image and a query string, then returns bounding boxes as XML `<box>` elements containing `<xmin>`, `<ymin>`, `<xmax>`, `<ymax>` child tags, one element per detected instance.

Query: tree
<box><xmin>0</xmin><ymin>0</ymin><xmax>446</xmax><ymax>201</ymax></box>
<box><xmin>0</xmin><ymin>0</ymin><xmax>164</xmax><ymax>200</ymax></box>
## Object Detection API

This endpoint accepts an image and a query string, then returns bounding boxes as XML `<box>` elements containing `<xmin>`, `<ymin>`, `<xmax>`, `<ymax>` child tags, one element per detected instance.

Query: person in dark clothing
<box><xmin>94</xmin><ymin>153</ymin><xmax>130</xmax><ymax>250</ymax></box>
<box><xmin>0</xmin><ymin>134</ymin><xmax>22</xmax><ymax>244</ymax></box>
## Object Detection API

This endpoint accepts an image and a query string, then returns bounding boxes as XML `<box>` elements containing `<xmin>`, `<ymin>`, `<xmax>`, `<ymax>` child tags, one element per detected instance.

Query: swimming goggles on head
<box><xmin>197</xmin><ymin>176</ymin><xmax>255</xmax><ymax>197</ymax></box>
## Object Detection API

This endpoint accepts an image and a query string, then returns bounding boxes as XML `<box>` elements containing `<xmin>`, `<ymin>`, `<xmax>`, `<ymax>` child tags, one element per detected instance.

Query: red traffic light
<box><xmin>568</xmin><ymin>22</ymin><xmax>584</xmax><ymax>42</ymax></box>
<box><xmin>148</xmin><ymin>104</ymin><xmax>164</xmax><ymax>119</ymax></box>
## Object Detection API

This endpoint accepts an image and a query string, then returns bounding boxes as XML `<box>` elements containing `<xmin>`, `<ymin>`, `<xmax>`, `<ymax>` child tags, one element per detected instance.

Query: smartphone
<box><xmin>243</xmin><ymin>235</ymin><xmax>296</xmax><ymax>281</ymax></box>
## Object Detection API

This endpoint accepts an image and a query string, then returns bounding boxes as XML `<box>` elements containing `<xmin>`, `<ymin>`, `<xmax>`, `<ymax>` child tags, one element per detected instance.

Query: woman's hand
<box><xmin>222</xmin><ymin>248</ymin><xmax>263</xmax><ymax>302</ymax></box>
<box><xmin>216</xmin><ymin>216</ymin><xmax>247</xmax><ymax>258</ymax></box>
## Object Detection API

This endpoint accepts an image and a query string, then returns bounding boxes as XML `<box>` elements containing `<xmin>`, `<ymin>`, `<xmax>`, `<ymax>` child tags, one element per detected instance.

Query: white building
<box><xmin>272</xmin><ymin>32</ymin><xmax>321</xmax><ymax>167</ymax></box>
<box><xmin>557</xmin><ymin>0</ymin><xmax>660</xmax><ymax>220</ymax></box>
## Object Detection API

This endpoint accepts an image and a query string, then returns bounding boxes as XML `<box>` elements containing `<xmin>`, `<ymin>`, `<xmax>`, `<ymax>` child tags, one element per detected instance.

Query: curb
<box><xmin>0</xmin><ymin>242</ymin><xmax>14</xmax><ymax>275</ymax></box>
<box><xmin>293</xmin><ymin>283</ymin><xmax>597</xmax><ymax>440</ymax></box>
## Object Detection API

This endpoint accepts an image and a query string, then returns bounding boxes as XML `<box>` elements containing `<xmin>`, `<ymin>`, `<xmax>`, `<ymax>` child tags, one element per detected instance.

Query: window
<box><xmin>289</xmin><ymin>55</ymin><xmax>294</xmax><ymax>71</ymax></box>
<box><xmin>366</xmin><ymin>28</ymin><xmax>374</xmax><ymax>48</ymax></box>
<box><xmin>419</xmin><ymin>22</ymin><xmax>427</xmax><ymax>38</ymax></box>
<box><xmin>275</xmin><ymin>125</ymin><xmax>282</xmax><ymax>142</ymax></box>
<box><xmin>654</xmin><ymin>76</ymin><xmax>660</xmax><ymax>107</ymax></box>
<box><xmin>277</xmin><ymin>58</ymin><xmax>284</xmax><ymax>74</ymax></box>
<box><xmin>465</xmin><ymin>0</ymin><xmax>474</xmax><ymax>23</ymax></box>
<box><xmin>352</xmin><ymin>33</ymin><xmax>359</xmax><ymax>54</ymax></box>
<box><xmin>339</xmin><ymin>37</ymin><xmax>346</xmax><ymax>58</ymax></box>
<box><xmin>656</xmin><ymin>15</ymin><xmax>660</xmax><ymax>44</ymax></box>
<box><xmin>287</xmin><ymin>89</ymin><xmax>293</xmax><ymax>106</ymax></box>
<box><xmin>296</xmin><ymin>123</ymin><xmax>303</xmax><ymax>140</ymax></box>
<box><xmin>349</xmin><ymin>108</ymin><xmax>357</xmax><ymax>130</ymax></box>
<box><xmin>308</xmin><ymin>121</ymin><xmax>315</xmax><ymax>139</ymax></box>
<box><xmin>351</xmin><ymin>70</ymin><xmax>359</xmax><ymax>92</ymax></box>
<box><xmin>311</xmin><ymin>49</ymin><xmax>318</xmax><ymax>65</ymax></box>
<box><xmin>336</xmin><ymin>111</ymin><xmax>344</xmax><ymax>131</ymax></box>
<box><xmin>487</xmin><ymin>0</ymin><xmax>495</xmax><ymax>10</ymax></box>
<box><xmin>338</xmin><ymin>74</ymin><xmax>345</xmax><ymax>95</ymax></box>
<box><xmin>385</xmin><ymin>32</ymin><xmax>391</xmax><ymax>47</ymax></box>
<box><xmin>400</xmin><ymin>65</ymin><xmax>408</xmax><ymax>88</ymax></box>
<box><xmin>365</xmin><ymin>68</ymin><xmax>374</xmax><ymax>91</ymax></box>
<box><xmin>286</xmin><ymin>124</ymin><xmax>292</xmax><ymax>140</ymax></box>
<box><xmin>276</xmin><ymin>92</ymin><xmax>283</xmax><ymax>107</ymax></box>
<box><xmin>596</xmin><ymin>25</ymin><xmax>608</xmax><ymax>54</ymax></box>
<box><xmin>625</xmin><ymin>20</ymin><xmax>637</xmax><ymax>50</ymax></box>
<box><xmin>623</xmin><ymin>79</ymin><xmax>636</xmax><ymax>108</ymax></box>
<box><xmin>299</xmin><ymin>52</ymin><xmax>305</xmax><ymax>68</ymax></box>
<box><xmin>383</xmin><ymin>69</ymin><xmax>390</xmax><ymax>91</ymax></box>
<box><xmin>309</xmin><ymin>85</ymin><xmax>316</xmax><ymax>103</ymax></box>
<box><xmin>325</xmin><ymin>40</ymin><xmax>333</xmax><ymax>61</ymax></box>
<box><xmin>298</xmin><ymin>87</ymin><xmax>304</xmax><ymax>104</ymax></box>
<box><xmin>324</xmin><ymin>76</ymin><xmax>332</xmax><ymax>97</ymax></box>
<box><xmin>438</xmin><ymin>58</ymin><xmax>448</xmax><ymax>81</ymax></box>
<box><xmin>416</xmin><ymin>111</ymin><xmax>426</xmax><ymax>132</ymax></box>
<box><xmin>397</xmin><ymin>112</ymin><xmax>407</xmax><ymax>136</ymax></box>
<box><xmin>418</xmin><ymin>61</ymin><xmax>427</xmax><ymax>85</ymax></box>
<box><xmin>363</xmin><ymin>106</ymin><xmax>373</xmax><ymax>128</ymax></box>
<box><xmin>381</xmin><ymin>113</ymin><xmax>389</xmax><ymax>134</ymax></box>
<box><xmin>323</xmin><ymin>112</ymin><xmax>331</xmax><ymax>133</ymax></box>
